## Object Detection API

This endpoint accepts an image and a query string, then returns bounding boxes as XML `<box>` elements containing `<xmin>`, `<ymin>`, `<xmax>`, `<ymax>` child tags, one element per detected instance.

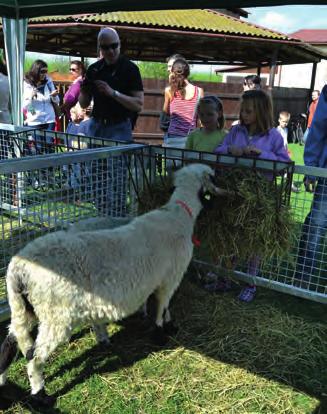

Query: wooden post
<box><xmin>257</xmin><ymin>65</ymin><xmax>261</xmax><ymax>77</ymax></box>
<box><xmin>310</xmin><ymin>62</ymin><xmax>317</xmax><ymax>92</ymax></box>
<box><xmin>268</xmin><ymin>50</ymin><xmax>278</xmax><ymax>93</ymax></box>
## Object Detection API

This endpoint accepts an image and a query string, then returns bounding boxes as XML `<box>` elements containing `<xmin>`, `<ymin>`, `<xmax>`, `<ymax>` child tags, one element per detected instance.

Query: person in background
<box><xmin>185</xmin><ymin>95</ymin><xmax>227</xmax><ymax>152</ymax></box>
<box><xmin>167</xmin><ymin>53</ymin><xmax>185</xmax><ymax>73</ymax></box>
<box><xmin>66</xmin><ymin>104</ymin><xmax>84</xmax><ymax>135</ymax></box>
<box><xmin>23</xmin><ymin>59</ymin><xmax>59</xmax><ymax>135</ymax></box>
<box><xmin>79</xmin><ymin>27</ymin><xmax>143</xmax><ymax>216</ymax></box>
<box><xmin>212</xmin><ymin>89</ymin><xmax>291</xmax><ymax>302</ymax></box>
<box><xmin>159</xmin><ymin>53</ymin><xmax>186</xmax><ymax>133</ymax></box>
<box><xmin>294</xmin><ymin>84</ymin><xmax>327</xmax><ymax>288</ymax></box>
<box><xmin>277</xmin><ymin>110</ymin><xmax>301</xmax><ymax>193</ymax></box>
<box><xmin>162</xmin><ymin>58</ymin><xmax>204</xmax><ymax>148</ymax></box>
<box><xmin>243</xmin><ymin>75</ymin><xmax>262</xmax><ymax>91</ymax></box>
<box><xmin>79</xmin><ymin>27</ymin><xmax>143</xmax><ymax>142</ymax></box>
<box><xmin>78</xmin><ymin>103</ymin><xmax>93</xmax><ymax>136</ymax></box>
<box><xmin>302</xmin><ymin>89</ymin><xmax>320</xmax><ymax>145</ymax></box>
<box><xmin>0</xmin><ymin>56</ymin><xmax>11</xmax><ymax>124</ymax></box>
<box><xmin>61</xmin><ymin>60</ymin><xmax>86</xmax><ymax>121</ymax></box>
<box><xmin>277</xmin><ymin>111</ymin><xmax>291</xmax><ymax>150</ymax></box>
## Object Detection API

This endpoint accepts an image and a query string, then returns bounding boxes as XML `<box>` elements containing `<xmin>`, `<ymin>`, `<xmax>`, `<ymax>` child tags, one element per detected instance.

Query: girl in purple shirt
<box><xmin>212</xmin><ymin>90</ymin><xmax>290</xmax><ymax>302</ymax></box>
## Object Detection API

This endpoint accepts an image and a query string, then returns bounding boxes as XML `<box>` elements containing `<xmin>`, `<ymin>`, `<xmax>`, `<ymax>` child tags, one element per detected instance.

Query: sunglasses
<box><xmin>99</xmin><ymin>42</ymin><xmax>119</xmax><ymax>51</ymax></box>
<box><xmin>69</xmin><ymin>67</ymin><xmax>78</xmax><ymax>72</ymax></box>
<box><xmin>40</xmin><ymin>69</ymin><xmax>48</xmax><ymax>74</ymax></box>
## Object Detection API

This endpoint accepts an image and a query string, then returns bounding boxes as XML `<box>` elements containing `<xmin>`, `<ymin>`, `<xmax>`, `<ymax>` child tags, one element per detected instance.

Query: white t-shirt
<box><xmin>277</xmin><ymin>126</ymin><xmax>288</xmax><ymax>149</ymax></box>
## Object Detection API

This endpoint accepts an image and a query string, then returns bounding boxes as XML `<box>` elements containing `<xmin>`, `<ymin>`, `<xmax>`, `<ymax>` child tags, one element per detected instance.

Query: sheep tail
<box><xmin>5</xmin><ymin>264</ymin><xmax>36</xmax><ymax>364</ymax></box>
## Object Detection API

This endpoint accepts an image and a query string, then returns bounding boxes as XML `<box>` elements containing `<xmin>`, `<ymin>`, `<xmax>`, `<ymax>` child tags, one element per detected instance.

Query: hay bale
<box><xmin>137</xmin><ymin>167</ymin><xmax>295</xmax><ymax>264</ymax></box>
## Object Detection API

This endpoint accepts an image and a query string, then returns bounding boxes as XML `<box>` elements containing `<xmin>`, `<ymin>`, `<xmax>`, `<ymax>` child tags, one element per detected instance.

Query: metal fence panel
<box><xmin>0</xmin><ymin>143</ymin><xmax>326</xmax><ymax>322</ymax></box>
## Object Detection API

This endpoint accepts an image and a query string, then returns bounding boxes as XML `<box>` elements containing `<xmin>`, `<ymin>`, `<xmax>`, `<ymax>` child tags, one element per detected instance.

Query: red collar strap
<box><xmin>175</xmin><ymin>200</ymin><xmax>200</xmax><ymax>246</ymax></box>
<box><xmin>176</xmin><ymin>200</ymin><xmax>193</xmax><ymax>218</ymax></box>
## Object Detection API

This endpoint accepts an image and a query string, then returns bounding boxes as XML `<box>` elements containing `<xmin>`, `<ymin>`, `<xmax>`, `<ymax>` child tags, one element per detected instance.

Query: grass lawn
<box><xmin>0</xmin><ymin>276</ymin><xmax>325</xmax><ymax>413</ymax></box>
<box><xmin>288</xmin><ymin>143</ymin><xmax>304</xmax><ymax>166</ymax></box>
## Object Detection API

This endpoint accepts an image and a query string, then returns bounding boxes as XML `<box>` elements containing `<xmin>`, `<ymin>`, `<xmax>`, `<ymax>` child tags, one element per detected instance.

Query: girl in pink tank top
<box><xmin>162</xmin><ymin>59</ymin><xmax>204</xmax><ymax>148</ymax></box>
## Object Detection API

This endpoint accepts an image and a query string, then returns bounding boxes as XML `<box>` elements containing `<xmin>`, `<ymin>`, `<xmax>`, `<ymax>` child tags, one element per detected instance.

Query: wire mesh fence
<box><xmin>0</xmin><ymin>142</ymin><xmax>326</xmax><ymax>320</ymax></box>
<box><xmin>0</xmin><ymin>126</ymin><xmax>129</xmax><ymax>211</ymax></box>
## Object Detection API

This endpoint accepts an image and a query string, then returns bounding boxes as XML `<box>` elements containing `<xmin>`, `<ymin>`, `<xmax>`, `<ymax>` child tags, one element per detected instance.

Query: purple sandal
<box><xmin>238</xmin><ymin>285</ymin><xmax>256</xmax><ymax>302</ymax></box>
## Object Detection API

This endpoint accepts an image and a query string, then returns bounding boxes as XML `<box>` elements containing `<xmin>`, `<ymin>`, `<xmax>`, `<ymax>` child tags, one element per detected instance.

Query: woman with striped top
<box><xmin>162</xmin><ymin>59</ymin><xmax>204</xmax><ymax>148</ymax></box>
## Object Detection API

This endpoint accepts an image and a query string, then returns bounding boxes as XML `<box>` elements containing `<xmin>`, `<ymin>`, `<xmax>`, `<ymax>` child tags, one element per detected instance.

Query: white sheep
<box><xmin>0</xmin><ymin>163</ymin><xmax>225</xmax><ymax>406</ymax></box>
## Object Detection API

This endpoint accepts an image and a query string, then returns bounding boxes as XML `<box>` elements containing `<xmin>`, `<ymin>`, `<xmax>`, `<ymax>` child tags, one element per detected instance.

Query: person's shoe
<box><xmin>238</xmin><ymin>285</ymin><xmax>256</xmax><ymax>302</ymax></box>
<box><xmin>204</xmin><ymin>277</ymin><xmax>232</xmax><ymax>292</ymax></box>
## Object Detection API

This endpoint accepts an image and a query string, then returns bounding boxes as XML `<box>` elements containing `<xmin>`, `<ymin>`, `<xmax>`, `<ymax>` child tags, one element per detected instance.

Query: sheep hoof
<box><xmin>30</xmin><ymin>389</ymin><xmax>56</xmax><ymax>407</ymax></box>
<box><xmin>152</xmin><ymin>326</ymin><xmax>169</xmax><ymax>346</ymax></box>
<box><xmin>164</xmin><ymin>322</ymin><xmax>178</xmax><ymax>336</ymax></box>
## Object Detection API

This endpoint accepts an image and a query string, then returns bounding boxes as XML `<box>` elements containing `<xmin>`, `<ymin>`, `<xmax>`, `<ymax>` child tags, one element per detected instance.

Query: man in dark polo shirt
<box><xmin>79</xmin><ymin>27</ymin><xmax>144</xmax><ymax>141</ymax></box>
<box><xmin>79</xmin><ymin>27</ymin><xmax>144</xmax><ymax>216</ymax></box>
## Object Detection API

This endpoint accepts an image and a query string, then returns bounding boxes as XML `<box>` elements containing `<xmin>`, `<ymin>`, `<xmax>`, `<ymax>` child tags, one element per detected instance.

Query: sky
<box><xmin>244</xmin><ymin>5</ymin><xmax>327</xmax><ymax>35</ymax></box>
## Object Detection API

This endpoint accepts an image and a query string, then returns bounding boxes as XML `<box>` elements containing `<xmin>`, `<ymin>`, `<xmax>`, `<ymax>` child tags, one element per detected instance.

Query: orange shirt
<box><xmin>308</xmin><ymin>99</ymin><xmax>319</xmax><ymax>128</ymax></box>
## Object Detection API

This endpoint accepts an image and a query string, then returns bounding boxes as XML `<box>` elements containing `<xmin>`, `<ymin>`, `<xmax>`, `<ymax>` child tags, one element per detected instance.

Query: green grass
<box><xmin>0</xmin><ymin>277</ymin><xmax>325</xmax><ymax>413</ymax></box>
<box><xmin>288</xmin><ymin>143</ymin><xmax>304</xmax><ymax>165</ymax></box>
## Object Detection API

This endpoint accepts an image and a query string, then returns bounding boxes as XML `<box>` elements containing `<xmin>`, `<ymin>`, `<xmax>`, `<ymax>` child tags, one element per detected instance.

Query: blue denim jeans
<box><xmin>302</xmin><ymin>128</ymin><xmax>310</xmax><ymax>145</ymax></box>
<box><xmin>295</xmin><ymin>178</ymin><xmax>327</xmax><ymax>282</ymax></box>
<box><xmin>86</xmin><ymin>118</ymin><xmax>132</xmax><ymax>142</ymax></box>
<box><xmin>86</xmin><ymin>118</ymin><xmax>132</xmax><ymax>216</ymax></box>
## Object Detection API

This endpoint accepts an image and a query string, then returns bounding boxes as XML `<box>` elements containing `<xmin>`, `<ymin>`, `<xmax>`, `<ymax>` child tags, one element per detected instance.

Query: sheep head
<box><xmin>174</xmin><ymin>163</ymin><xmax>227</xmax><ymax>198</ymax></box>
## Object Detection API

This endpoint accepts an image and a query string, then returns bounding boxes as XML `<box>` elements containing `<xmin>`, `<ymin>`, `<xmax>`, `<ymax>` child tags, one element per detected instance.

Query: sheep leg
<box><xmin>152</xmin><ymin>287</ymin><xmax>175</xmax><ymax>345</ymax></box>
<box><xmin>92</xmin><ymin>323</ymin><xmax>110</xmax><ymax>346</ymax></box>
<box><xmin>27</xmin><ymin>322</ymin><xmax>70</xmax><ymax>405</ymax></box>
<box><xmin>0</xmin><ymin>333</ymin><xmax>18</xmax><ymax>386</ymax></box>
<box><xmin>163</xmin><ymin>308</ymin><xmax>171</xmax><ymax>324</ymax></box>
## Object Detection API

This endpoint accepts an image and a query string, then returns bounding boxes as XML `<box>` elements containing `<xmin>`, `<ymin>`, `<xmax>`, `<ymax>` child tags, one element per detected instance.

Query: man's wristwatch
<box><xmin>112</xmin><ymin>90</ymin><xmax>120</xmax><ymax>98</ymax></box>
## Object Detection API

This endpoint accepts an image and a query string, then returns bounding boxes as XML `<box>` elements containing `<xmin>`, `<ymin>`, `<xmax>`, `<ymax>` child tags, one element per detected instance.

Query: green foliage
<box><xmin>136</xmin><ymin>61</ymin><xmax>167</xmax><ymax>79</ymax></box>
<box><xmin>24</xmin><ymin>54</ymin><xmax>71</xmax><ymax>74</ymax></box>
<box><xmin>136</xmin><ymin>61</ymin><xmax>222</xmax><ymax>83</ymax></box>
<box><xmin>189</xmin><ymin>71</ymin><xmax>222</xmax><ymax>83</ymax></box>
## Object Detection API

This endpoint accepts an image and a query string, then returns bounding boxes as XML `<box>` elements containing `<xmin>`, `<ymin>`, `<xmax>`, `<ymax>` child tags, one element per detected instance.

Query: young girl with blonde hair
<box><xmin>213</xmin><ymin>89</ymin><xmax>290</xmax><ymax>302</ymax></box>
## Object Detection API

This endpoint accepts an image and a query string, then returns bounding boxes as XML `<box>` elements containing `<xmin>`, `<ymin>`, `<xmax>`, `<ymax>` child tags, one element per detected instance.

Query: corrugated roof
<box><xmin>30</xmin><ymin>9</ymin><xmax>292</xmax><ymax>41</ymax></box>
<box><xmin>291</xmin><ymin>29</ymin><xmax>327</xmax><ymax>44</ymax></box>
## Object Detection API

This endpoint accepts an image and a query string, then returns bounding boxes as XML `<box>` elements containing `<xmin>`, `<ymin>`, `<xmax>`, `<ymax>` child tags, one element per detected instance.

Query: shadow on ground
<box><xmin>0</xmin><ymin>275</ymin><xmax>326</xmax><ymax>413</ymax></box>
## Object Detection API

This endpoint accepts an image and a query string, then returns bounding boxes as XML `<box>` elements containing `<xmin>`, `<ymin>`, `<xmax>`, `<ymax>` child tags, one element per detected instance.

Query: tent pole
<box><xmin>268</xmin><ymin>49</ymin><xmax>278</xmax><ymax>92</ymax></box>
<box><xmin>310</xmin><ymin>62</ymin><xmax>317</xmax><ymax>92</ymax></box>
<box><xmin>3</xmin><ymin>17</ymin><xmax>28</xmax><ymax>126</ymax></box>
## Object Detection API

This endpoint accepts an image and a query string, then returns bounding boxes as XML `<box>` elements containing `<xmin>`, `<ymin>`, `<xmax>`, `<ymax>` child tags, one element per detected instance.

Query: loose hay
<box><xmin>137</xmin><ymin>166</ymin><xmax>296</xmax><ymax>265</ymax></box>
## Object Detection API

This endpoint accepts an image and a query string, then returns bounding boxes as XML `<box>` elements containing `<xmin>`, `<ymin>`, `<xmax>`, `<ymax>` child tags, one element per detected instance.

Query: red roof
<box><xmin>291</xmin><ymin>30</ymin><xmax>327</xmax><ymax>44</ymax></box>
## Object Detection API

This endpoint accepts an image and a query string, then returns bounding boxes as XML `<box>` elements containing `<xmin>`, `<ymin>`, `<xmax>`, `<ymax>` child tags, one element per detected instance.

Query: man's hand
<box><xmin>93</xmin><ymin>80</ymin><xmax>113</xmax><ymax>98</ymax></box>
<box><xmin>304</xmin><ymin>177</ymin><xmax>316</xmax><ymax>193</ymax></box>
